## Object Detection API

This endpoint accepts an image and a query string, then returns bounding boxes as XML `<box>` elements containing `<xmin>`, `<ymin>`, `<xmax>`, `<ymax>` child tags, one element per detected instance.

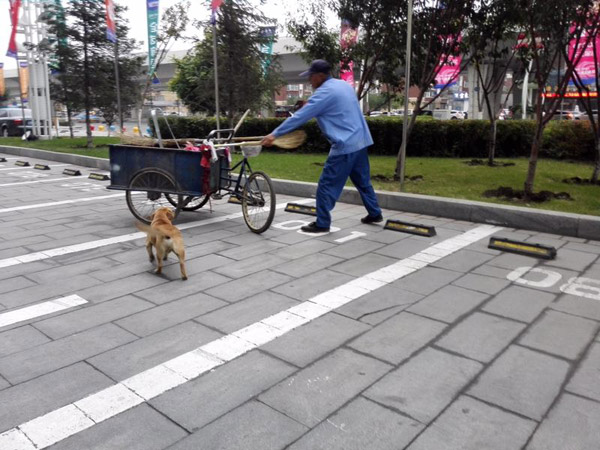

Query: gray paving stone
<box><xmin>168</xmin><ymin>400</ymin><xmax>307</xmax><ymax>450</ymax></box>
<box><xmin>289</xmin><ymin>396</ymin><xmax>422</xmax><ymax>450</ymax></box>
<box><xmin>519</xmin><ymin>310</ymin><xmax>599</xmax><ymax>360</ymax></box>
<box><xmin>407</xmin><ymin>396</ymin><xmax>536</xmax><ymax>450</ymax></box>
<box><xmin>51</xmin><ymin>404</ymin><xmax>188</xmax><ymax>450</ymax></box>
<box><xmin>486</xmin><ymin>251</ymin><xmax>539</xmax><ymax>270</ymax></box>
<box><xmin>272</xmin><ymin>269</ymin><xmax>354</xmax><ymax>302</ymax></box>
<box><xmin>336</xmin><ymin>286</ymin><xmax>422</xmax><ymax>326</ymax></box>
<box><xmin>88</xmin><ymin>321</ymin><xmax>221</xmax><ymax>380</ymax></box>
<box><xmin>567</xmin><ymin>342</ymin><xmax>600</xmax><ymax>402</ymax></box>
<box><xmin>0</xmin><ymin>363</ymin><xmax>113</xmax><ymax>431</ymax></box>
<box><xmin>259</xmin><ymin>348</ymin><xmax>391</xmax><ymax>428</ymax></box>
<box><xmin>471</xmin><ymin>263</ymin><xmax>513</xmax><ymax>279</ymax></box>
<box><xmin>407</xmin><ymin>285</ymin><xmax>489</xmax><ymax>324</ymax></box>
<box><xmin>482</xmin><ymin>285</ymin><xmax>556</xmax><ymax>323</ymax></box>
<box><xmin>213</xmin><ymin>253</ymin><xmax>289</xmax><ymax>278</ymax></box>
<box><xmin>328</xmin><ymin>252</ymin><xmax>398</xmax><ymax>277</ymax></box>
<box><xmin>271</xmin><ymin>252</ymin><xmax>344</xmax><ymax>278</ymax></box>
<box><xmin>348</xmin><ymin>312</ymin><xmax>446</xmax><ymax>364</ymax></box>
<box><xmin>0</xmin><ymin>325</ymin><xmax>50</xmax><ymax>357</ymax></box>
<box><xmin>217</xmin><ymin>240</ymin><xmax>286</xmax><ymax>261</ymax></box>
<box><xmin>0</xmin><ymin>275</ymin><xmax>37</xmax><ymax>294</ymax></box>
<box><xmin>373</xmin><ymin>237</ymin><xmax>429</xmax><ymax>259</ymax></box>
<box><xmin>26</xmin><ymin>258</ymin><xmax>113</xmax><ymax>284</ymax></box>
<box><xmin>116</xmin><ymin>293</ymin><xmax>225</xmax><ymax>337</ymax></box>
<box><xmin>33</xmin><ymin>295</ymin><xmax>153</xmax><ymax>339</ymax></box>
<box><xmin>551</xmin><ymin>291</ymin><xmax>600</xmax><ymax>321</ymax></box>
<box><xmin>365</xmin><ymin>348</ymin><xmax>482</xmax><ymax>423</ymax></box>
<box><xmin>527</xmin><ymin>394</ymin><xmax>600</xmax><ymax>450</ymax></box>
<box><xmin>132</xmin><ymin>271</ymin><xmax>231</xmax><ymax>305</ymax></box>
<box><xmin>0</xmin><ymin>260</ymin><xmax>56</xmax><ymax>281</ymax></box>
<box><xmin>391</xmin><ymin>267</ymin><xmax>463</xmax><ymax>296</ymax></box>
<box><xmin>452</xmin><ymin>273</ymin><xmax>511</xmax><ymax>295</ymax></box>
<box><xmin>77</xmin><ymin>273</ymin><xmax>168</xmax><ymax>303</ymax></box>
<box><xmin>562</xmin><ymin>241</ymin><xmax>600</xmax><ymax>254</ymax></box>
<box><xmin>261</xmin><ymin>313</ymin><xmax>371</xmax><ymax>367</ymax></box>
<box><xmin>182</xmin><ymin>253</ymin><xmax>233</xmax><ymax>274</ymax></box>
<box><xmin>437</xmin><ymin>312</ymin><xmax>525</xmax><ymax>363</ymax></box>
<box><xmin>468</xmin><ymin>345</ymin><xmax>570</xmax><ymax>420</ymax></box>
<box><xmin>151</xmin><ymin>350</ymin><xmax>295</xmax><ymax>431</ymax></box>
<box><xmin>0</xmin><ymin>323</ymin><xmax>136</xmax><ymax>384</ymax></box>
<box><xmin>544</xmin><ymin>248</ymin><xmax>598</xmax><ymax>271</ymax></box>
<box><xmin>195</xmin><ymin>291</ymin><xmax>299</xmax><ymax>334</ymax></box>
<box><xmin>322</xmin><ymin>238</ymin><xmax>385</xmax><ymax>260</ymax></box>
<box><xmin>206</xmin><ymin>269</ymin><xmax>292</xmax><ymax>303</ymax></box>
<box><xmin>431</xmin><ymin>249</ymin><xmax>495</xmax><ymax>273</ymax></box>
<box><xmin>0</xmin><ymin>274</ymin><xmax>103</xmax><ymax>309</ymax></box>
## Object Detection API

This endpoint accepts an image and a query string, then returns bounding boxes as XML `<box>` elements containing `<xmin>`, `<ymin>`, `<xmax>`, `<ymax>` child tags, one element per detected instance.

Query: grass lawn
<box><xmin>1</xmin><ymin>137</ymin><xmax>598</xmax><ymax>216</ymax></box>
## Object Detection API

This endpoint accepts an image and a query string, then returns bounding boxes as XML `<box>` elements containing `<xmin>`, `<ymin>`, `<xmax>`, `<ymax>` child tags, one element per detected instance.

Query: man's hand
<box><xmin>261</xmin><ymin>134</ymin><xmax>276</xmax><ymax>147</ymax></box>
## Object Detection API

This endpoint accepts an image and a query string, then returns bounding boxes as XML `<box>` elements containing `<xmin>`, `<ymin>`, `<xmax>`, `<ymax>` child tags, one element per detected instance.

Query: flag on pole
<box><xmin>6</xmin><ymin>0</ymin><xmax>22</xmax><ymax>59</ymax></box>
<box><xmin>340</xmin><ymin>20</ymin><xmax>358</xmax><ymax>87</ymax></box>
<box><xmin>0</xmin><ymin>63</ymin><xmax>5</xmax><ymax>97</ymax></box>
<box><xmin>105</xmin><ymin>0</ymin><xmax>117</xmax><ymax>43</ymax></box>
<box><xmin>259</xmin><ymin>26</ymin><xmax>276</xmax><ymax>74</ymax></box>
<box><xmin>210</xmin><ymin>0</ymin><xmax>223</xmax><ymax>25</ymax></box>
<box><xmin>147</xmin><ymin>0</ymin><xmax>159</xmax><ymax>75</ymax></box>
<box><xmin>18</xmin><ymin>61</ymin><xmax>28</xmax><ymax>102</ymax></box>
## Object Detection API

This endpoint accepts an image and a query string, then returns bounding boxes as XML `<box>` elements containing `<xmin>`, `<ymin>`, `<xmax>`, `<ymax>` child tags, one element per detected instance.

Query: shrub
<box><xmin>150</xmin><ymin>116</ymin><xmax>596</xmax><ymax>161</ymax></box>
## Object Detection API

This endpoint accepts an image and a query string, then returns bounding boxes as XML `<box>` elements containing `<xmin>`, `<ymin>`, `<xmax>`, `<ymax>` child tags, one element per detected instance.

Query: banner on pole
<box><xmin>340</xmin><ymin>20</ymin><xmax>358</xmax><ymax>86</ymax></box>
<box><xmin>435</xmin><ymin>35</ymin><xmax>462</xmax><ymax>89</ymax></box>
<box><xmin>18</xmin><ymin>61</ymin><xmax>28</xmax><ymax>102</ymax></box>
<box><xmin>0</xmin><ymin>63</ymin><xmax>5</xmax><ymax>97</ymax></box>
<box><xmin>105</xmin><ymin>0</ymin><xmax>117</xmax><ymax>43</ymax></box>
<box><xmin>259</xmin><ymin>26</ymin><xmax>276</xmax><ymax>74</ymax></box>
<box><xmin>147</xmin><ymin>0</ymin><xmax>159</xmax><ymax>75</ymax></box>
<box><xmin>7</xmin><ymin>0</ymin><xmax>22</xmax><ymax>59</ymax></box>
<box><xmin>568</xmin><ymin>26</ymin><xmax>599</xmax><ymax>86</ymax></box>
<box><xmin>210</xmin><ymin>0</ymin><xmax>223</xmax><ymax>25</ymax></box>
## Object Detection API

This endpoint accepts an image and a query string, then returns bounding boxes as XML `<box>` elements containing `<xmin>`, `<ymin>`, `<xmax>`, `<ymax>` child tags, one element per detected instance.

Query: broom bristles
<box><xmin>272</xmin><ymin>130</ymin><xmax>307</xmax><ymax>149</ymax></box>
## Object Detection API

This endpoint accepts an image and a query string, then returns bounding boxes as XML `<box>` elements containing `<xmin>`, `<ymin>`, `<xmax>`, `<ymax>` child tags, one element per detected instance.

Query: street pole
<box><xmin>114</xmin><ymin>40</ymin><xmax>123</xmax><ymax>132</ymax></box>
<box><xmin>399</xmin><ymin>0</ymin><xmax>413</xmax><ymax>187</ymax></box>
<box><xmin>212</xmin><ymin>22</ymin><xmax>221</xmax><ymax>132</ymax></box>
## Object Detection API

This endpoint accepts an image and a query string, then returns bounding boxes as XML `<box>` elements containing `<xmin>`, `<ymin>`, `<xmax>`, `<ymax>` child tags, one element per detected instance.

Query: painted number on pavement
<box><xmin>507</xmin><ymin>266</ymin><xmax>600</xmax><ymax>301</ymax></box>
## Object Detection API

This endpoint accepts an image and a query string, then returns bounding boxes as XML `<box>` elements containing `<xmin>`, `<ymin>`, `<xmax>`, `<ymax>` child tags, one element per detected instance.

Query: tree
<box><xmin>515</xmin><ymin>0</ymin><xmax>595</xmax><ymax>197</ymax></box>
<box><xmin>170</xmin><ymin>0</ymin><xmax>283</xmax><ymax>125</ymax></box>
<box><xmin>394</xmin><ymin>0</ymin><xmax>475</xmax><ymax>180</ymax></box>
<box><xmin>466</xmin><ymin>0</ymin><xmax>522</xmax><ymax>165</ymax></box>
<box><xmin>566</xmin><ymin>4</ymin><xmax>600</xmax><ymax>183</ymax></box>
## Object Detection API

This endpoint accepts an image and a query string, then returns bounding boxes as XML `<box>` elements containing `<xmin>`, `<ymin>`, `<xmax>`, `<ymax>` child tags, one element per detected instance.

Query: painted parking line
<box><xmin>0</xmin><ymin>193</ymin><xmax>123</xmax><ymax>214</ymax></box>
<box><xmin>0</xmin><ymin>176</ymin><xmax>88</xmax><ymax>187</ymax></box>
<box><xmin>0</xmin><ymin>224</ymin><xmax>503</xmax><ymax>449</ymax></box>
<box><xmin>0</xmin><ymin>198</ymin><xmax>314</xmax><ymax>269</ymax></box>
<box><xmin>0</xmin><ymin>164</ymin><xmax>69</xmax><ymax>172</ymax></box>
<box><xmin>0</xmin><ymin>295</ymin><xmax>87</xmax><ymax>329</ymax></box>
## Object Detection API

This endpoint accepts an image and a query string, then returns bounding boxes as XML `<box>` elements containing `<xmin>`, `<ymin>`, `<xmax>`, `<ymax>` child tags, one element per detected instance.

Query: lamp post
<box><xmin>399</xmin><ymin>0</ymin><xmax>413</xmax><ymax>187</ymax></box>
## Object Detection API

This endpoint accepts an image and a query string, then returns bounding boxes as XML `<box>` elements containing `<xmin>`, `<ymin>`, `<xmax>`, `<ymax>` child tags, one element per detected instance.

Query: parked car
<box><xmin>74</xmin><ymin>112</ymin><xmax>104</xmax><ymax>123</ymax></box>
<box><xmin>552</xmin><ymin>110</ymin><xmax>581</xmax><ymax>120</ymax></box>
<box><xmin>0</xmin><ymin>107</ymin><xmax>33</xmax><ymax>137</ymax></box>
<box><xmin>450</xmin><ymin>110</ymin><xmax>465</xmax><ymax>120</ymax></box>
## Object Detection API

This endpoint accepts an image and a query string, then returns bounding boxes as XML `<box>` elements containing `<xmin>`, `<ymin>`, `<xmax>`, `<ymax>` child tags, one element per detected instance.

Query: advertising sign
<box><xmin>340</xmin><ymin>20</ymin><xmax>358</xmax><ymax>86</ymax></box>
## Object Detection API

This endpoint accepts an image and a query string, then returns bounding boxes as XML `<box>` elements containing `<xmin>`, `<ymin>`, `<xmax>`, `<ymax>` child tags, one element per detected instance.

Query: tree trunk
<box><xmin>487</xmin><ymin>118</ymin><xmax>497</xmax><ymax>166</ymax></box>
<box><xmin>524</xmin><ymin>124</ymin><xmax>544</xmax><ymax>197</ymax></box>
<box><xmin>592</xmin><ymin>136</ymin><xmax>600</xmax><ymax>183</ymax></box>
<box><xmin>394</xmin><ymin>89</ymin><xmax>425</xmax><ymax>179</ymax></box>
<box><xmin>66</xmin><ymin>107</ymin><xmax>74</xmax><ymax>138</ymax></box>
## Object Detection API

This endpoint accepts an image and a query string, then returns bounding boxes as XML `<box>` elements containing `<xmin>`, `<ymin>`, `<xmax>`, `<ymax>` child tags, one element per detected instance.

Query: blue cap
<box><xmin>299</xmin><ymin>59</ymin><xmax>331</xmax><ymax>77</ymax></box>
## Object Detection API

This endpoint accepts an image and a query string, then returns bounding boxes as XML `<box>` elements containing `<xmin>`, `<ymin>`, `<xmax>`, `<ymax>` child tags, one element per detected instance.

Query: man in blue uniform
<box><xmin>261</xmin><ymin>59</ymin><xmax>383</xmax><ymax>233</ymax></box>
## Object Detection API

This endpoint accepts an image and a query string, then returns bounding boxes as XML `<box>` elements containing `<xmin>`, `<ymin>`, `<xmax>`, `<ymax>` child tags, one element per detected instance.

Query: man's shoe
<box><xmin>361</xmin><ymin>214</ymin><xmax>383</xmax><ymax>224</ymax></box>
<box><xmin>301</xmin><ymin>222</ymin><xmax>330</xmax><ymax>233</ymax></box>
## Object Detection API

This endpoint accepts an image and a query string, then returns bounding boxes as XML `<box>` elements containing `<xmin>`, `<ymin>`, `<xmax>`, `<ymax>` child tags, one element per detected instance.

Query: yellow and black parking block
<box><xmin>15</xmin><ymin>160</ymin><xmax>30</xmax><ymax>166</ymax></box>
<box><xmin>384</xmin><ymin>219</ymin><xmax>436</xmax><ymax>237</ymax></box>
<box><xmin>488</xmin><ymin>237</ymin><xmax>557</xmax><ymax>260</ymax></box>
<box><xmin>0</xmin><ymin>157</ymin><xmax>6</xmax><ymax>162</ymax></box>
<box><xmin>89</xmin><ymin>173</ymin><xmax>110</xmax><ymax>181</ymax></box>
<box><xmin>34</xmin><ymin>164</ymin><xmax>50</xmax><ymax>170</ymax></box>
<box><xmin>285</xmin><ymin>203</ymin><xmax>317</xmax><ymax>216</ymax></box>
<box><xmin>63</xmin><ymin>168</ymin><xmax>82</xmax><ymax>176</ymax></box>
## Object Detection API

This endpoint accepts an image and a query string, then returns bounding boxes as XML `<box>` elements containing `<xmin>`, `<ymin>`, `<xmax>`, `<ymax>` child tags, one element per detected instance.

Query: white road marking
<box><xmin>0</xmin><ymin>164</ymin><xmax>69</xmax><ymax>172</ymax></box>
<box><xmin>0</xmin><ymin>295</ymin><xmax>87</xmax><ymax>329</ymax></box>
<box><xmin>0</xmin><ymin>176</ymin><xmax>88</xmax><ymax>187</ymax></box>
<box><xmin>335</xmin><ymin>231</ymin><xmax>367</xmax><ymax>243</ymax></box>
<box><xmin>0</xmin><ymin>193</ymin><xmax>123</xmax><ymax>214</ymax></box>
<box><xmin>0</xmin><ymin>224</ymin><xmax>502</xmax><ymax>449</ymax></box>
<box><xmin>0</xmin><ymin>199</ymin><xmax>314</xmax><ymax>269</ymax></box>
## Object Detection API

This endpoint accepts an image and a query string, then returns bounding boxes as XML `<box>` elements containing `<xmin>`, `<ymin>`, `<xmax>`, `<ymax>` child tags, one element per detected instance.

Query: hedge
<box><xmin>151</xmin><ymin>116</ymin><xmax>597</xmax><ymax>161</ymax></box>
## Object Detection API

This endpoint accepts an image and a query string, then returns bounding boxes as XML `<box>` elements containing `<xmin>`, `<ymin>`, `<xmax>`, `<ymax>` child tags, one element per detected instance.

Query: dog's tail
<box><xmin>135</xmin><ymin>222</ymin><xmax>153</xmax><ymax>234</ymax></box>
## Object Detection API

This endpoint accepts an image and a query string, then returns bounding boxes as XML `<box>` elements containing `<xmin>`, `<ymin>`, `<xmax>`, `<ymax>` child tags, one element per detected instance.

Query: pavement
<box><xmin>0</xmin><ymin>151</ymin><xmax>599</xmax><ymax>449</ymax></box>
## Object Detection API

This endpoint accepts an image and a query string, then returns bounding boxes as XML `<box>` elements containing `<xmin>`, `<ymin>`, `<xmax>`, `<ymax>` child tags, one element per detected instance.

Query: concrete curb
<box><xmin>2</xmin><ymin>144</ymin><xmax>598</xmax><ymax>240</ymax></box>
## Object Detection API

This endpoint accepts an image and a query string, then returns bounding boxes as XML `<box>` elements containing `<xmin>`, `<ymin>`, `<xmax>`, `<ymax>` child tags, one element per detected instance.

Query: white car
<box><xmin>450</xmin><ymin>110</ymin><xmax>465</xmax><ymax>120</ymax></box>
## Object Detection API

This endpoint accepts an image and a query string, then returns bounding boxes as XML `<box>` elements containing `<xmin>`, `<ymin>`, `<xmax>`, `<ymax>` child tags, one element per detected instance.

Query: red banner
<box><xmin>340</xmin><ymin>20</ymin><xmax>358</xmax><ymax>86</ymax></box>
<box><xmin>210</xmin><ymin>0</ymin><xmax>223</xmax><ymax>25</ymax></box>
<box><xmin>105</xmin><ymin>0</ymin><xmax>117</xmax><ymax>43</ymax></box>
<box><xmin>6</xmin><ymin>0</ymin><xmax>21</xmax><ymax>59</ymax></box>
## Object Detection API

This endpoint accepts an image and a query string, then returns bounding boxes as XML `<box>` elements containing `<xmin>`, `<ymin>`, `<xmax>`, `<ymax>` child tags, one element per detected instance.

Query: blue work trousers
<box><xmin>315</xmin><ymin>147</ymin><xmax>382</xmax><ymax>228</ymax></box>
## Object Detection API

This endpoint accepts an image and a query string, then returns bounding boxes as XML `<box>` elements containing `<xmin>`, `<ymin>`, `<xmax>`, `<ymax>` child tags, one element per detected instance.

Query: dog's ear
<box><xmin>167</xmin><ymin>209</ymin><xmax>175</xmax><ymax>220</ymax></box>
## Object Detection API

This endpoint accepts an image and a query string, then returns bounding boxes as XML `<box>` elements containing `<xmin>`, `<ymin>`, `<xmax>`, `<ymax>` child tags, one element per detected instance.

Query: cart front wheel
<box><xmin>126</xmin><ymin>168</ymin><xmax>182</xmax><ymax>224</ymax></box>
<box><xmin>242</xmin><ymin>171</ymin><xmax>276</xmax><ymax>234</ymax></box>
<box><xmin>166</xmin><ymin>193</ymin><xmax>211</xmax><ymax>211</ymax></box>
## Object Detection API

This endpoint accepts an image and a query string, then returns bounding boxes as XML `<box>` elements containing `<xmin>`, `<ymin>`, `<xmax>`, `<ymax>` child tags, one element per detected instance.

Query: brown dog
<box><xmin>136</xmin><ymin>207</ymin><xmax>188</xmax><ymax>280</ymax></box>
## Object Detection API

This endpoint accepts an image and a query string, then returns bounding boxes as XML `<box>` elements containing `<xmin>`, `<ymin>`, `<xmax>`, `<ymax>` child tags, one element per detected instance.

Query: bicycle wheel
<box><xmin>166</xmin><ymin>193</ymin><xmax>210</xmax><ymax>211</ymax></box>
<box><xmin>241</xmin><ymin>170</ymin><xmax>276</xmax><ymax>233</ymax></box>
<box><xmin>126</xmin><ymin>168</ymin><xmax>182</xmax><ymax>224</ymax></box>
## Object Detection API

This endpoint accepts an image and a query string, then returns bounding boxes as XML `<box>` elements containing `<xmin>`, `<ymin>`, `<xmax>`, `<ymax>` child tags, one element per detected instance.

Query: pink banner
<box><xmin>105</xmin><ymin>0</ymin><xmax>116</xmax><ymax>43</ymax></box>
<box><xmin>6</xmin><ymin>0</ymin><xmax>21</xmax><ymax>59</ymax></box>
<box><xmin>435</xmin><ymin>35</ymin><xmax>462</xmax><ymax>88</ymax></box>
<box><xmin>569</xmin><ymin>30</ymin><xmax>599</xmax><ymax>85</ymax></box>
<box><xmin>340</xmin><ymin>20</ymin><xmax>358</xmax><ymax>86</ymax></box>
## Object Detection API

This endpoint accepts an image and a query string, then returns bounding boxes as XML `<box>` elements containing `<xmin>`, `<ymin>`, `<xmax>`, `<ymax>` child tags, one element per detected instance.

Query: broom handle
<box><xmin>231</xmin><ymin>136</ymin><xmax>264</xmax><ymax>141</ymax></box>
<box><xmin>213</xmin><ymin>141</ymin><xmax>262</xmax><ymax>148</ymax></box>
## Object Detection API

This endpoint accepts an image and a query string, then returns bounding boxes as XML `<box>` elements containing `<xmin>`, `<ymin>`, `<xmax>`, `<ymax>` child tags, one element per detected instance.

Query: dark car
<box><xmin>0</xmin><ymin>108</ymin><xmax>33</xmax><ymax>137</ymax></box>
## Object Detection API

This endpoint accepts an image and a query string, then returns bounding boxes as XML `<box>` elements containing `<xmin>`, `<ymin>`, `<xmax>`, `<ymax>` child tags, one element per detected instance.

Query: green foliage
<box><xmin>152</xmin><ymin>116</ymin><xmax>596</xmax><ymax>161</ymax></box>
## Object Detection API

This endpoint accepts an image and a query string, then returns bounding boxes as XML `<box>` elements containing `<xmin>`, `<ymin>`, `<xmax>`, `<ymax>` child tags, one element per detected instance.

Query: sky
<box><xmin>0</xmin><ymin>0</ymin><xmax>322</xmax><ymax>71</ymax></box>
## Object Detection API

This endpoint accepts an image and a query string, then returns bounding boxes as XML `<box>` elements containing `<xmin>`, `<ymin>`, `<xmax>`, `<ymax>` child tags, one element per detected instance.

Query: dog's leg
<box><xmin>155</xmin><ymin>239</ymin><xmax>164</xmax><ymax>275</ymax></box>
<box><xmin>146</xmin><ymin>238</ymin><xmax>154</xmax><ymax>263</ymax></box>
<box><xmin>176</xmin><ymin>248</ymin><xmax>187</xmax><ymax>280</ymax></box>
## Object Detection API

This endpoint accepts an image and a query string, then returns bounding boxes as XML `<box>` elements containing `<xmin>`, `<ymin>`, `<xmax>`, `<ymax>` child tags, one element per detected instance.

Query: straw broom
<box><xmin>218</xmin><ymin>130</ymin><xmax>307</xmax><ymax>149</ymax></box>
